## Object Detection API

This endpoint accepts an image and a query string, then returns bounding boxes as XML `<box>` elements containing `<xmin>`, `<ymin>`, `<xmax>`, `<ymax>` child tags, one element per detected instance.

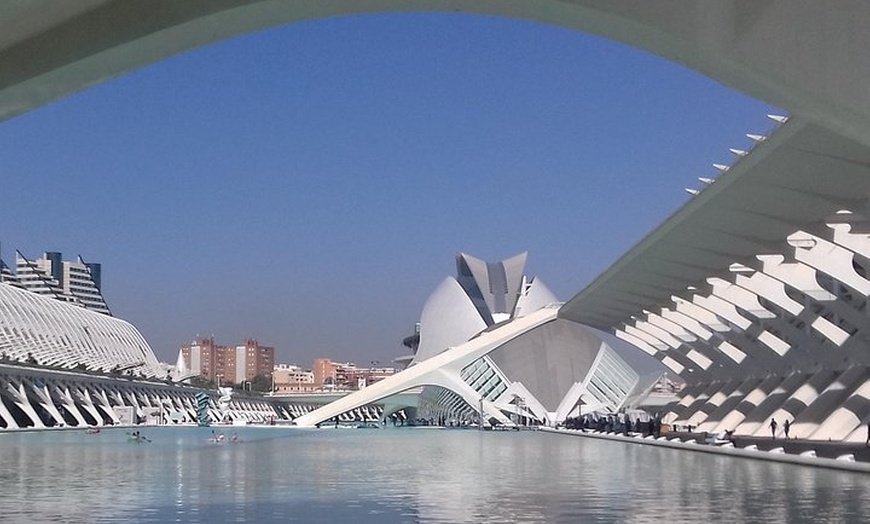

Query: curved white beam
<box><xmin>295</xmin><ymin>307</ymin><xmax>559</xmax><ymax>427</ymax></box>
<box><xmin>3</xmin><ymin>1</ymin><xmax>870</xmax><ymax>146</ymax></box>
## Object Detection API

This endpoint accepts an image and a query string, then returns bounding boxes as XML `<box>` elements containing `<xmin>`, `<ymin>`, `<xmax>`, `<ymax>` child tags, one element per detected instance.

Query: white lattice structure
<box><xmin>561</xmin><ymin>116</ymin><xmax>870</xmax><ymax>443</ymax></box>
<box><xmin>0</xmin><ymin>282</ymin><xmax>162</xmax><ymax>377</ymax></box>
<box><xmin>0</xmin><ymin>363</ymin><xmax>292</xmax><ymax>429</ymax></box>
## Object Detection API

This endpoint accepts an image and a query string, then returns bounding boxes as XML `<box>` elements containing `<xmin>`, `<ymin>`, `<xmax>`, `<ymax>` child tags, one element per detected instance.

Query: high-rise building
<box><xmin>2</xmin><ymin>249</ymin><xmax>111</xmax><ymax>315</ymax></box>
<box><xmin>179</xmin><ymin>337</ymin><xmax>274</xmax><ymax>384</ymax></box>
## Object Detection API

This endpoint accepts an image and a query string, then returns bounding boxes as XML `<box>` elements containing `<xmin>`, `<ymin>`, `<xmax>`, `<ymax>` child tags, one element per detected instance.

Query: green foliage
<box><xmin>187</xmin><ymin>375</ymin><xmax>215</xmax><ymax>389</ymax></box>
<box><xmin>250</xmin><ymin>374</ymin><xmax>272</xmax><ymax>392</ymax></box>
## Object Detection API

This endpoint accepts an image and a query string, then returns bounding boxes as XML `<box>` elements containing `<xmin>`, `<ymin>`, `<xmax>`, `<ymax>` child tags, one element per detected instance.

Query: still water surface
<box><xmin>0</xmin><ymin>426</ymin><xmax>867</xmax><ymax>523</ymax></box>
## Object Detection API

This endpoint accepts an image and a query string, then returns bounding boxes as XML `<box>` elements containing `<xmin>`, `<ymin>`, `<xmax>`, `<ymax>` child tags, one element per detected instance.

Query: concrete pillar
<box><xmin>712</xmin><ymin>375</ymin><xmax>785</xmax><ymax>433</ymax></box>
<box><xmin>802</xmin><ymin>365</ymin><xmax>870</xmax><ymax>440</ymax></box>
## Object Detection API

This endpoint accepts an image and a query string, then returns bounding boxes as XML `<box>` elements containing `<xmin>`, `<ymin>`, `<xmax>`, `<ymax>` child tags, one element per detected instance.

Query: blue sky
<box><xmin>0</xmin><ymin>12</ymin><xmax>778</xmax><ymax>367</ymax></box>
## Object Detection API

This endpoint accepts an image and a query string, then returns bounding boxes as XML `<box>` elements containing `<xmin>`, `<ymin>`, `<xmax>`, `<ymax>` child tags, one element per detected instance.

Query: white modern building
<box><xmin>0</xmin><ymin>281</ymin><xmax>161</xmax><ymax>377</ymax></box>
<box><xmin>559</xmin><ymin>115</ymin><xmax>870</xmax><ymax>443</ymax></box>
<box><xmin>296</xmin><ymin>253</ymin><xmax>640</xmax><ymax>427</ymax></box>
<box><xmin>0</xmin><ymin>280</ymin><xmax>291</xmax><ymax>429</ymax></box>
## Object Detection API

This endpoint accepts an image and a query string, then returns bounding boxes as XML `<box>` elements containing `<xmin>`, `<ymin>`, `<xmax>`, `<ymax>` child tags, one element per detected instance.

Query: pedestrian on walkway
<box><xmin>769</xmin><ymin>418</ymin><xmax>778</xmax><ymax>439</ymax></box>
<box><xmin>783</xmin><ymin>419</ymin><xmax>791</xmax><ymax>439</ymax></box>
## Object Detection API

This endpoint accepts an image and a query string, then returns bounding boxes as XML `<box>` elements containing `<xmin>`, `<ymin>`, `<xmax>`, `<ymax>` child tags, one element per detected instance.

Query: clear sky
<box><xmin>0</xmin><ymin>12</ymin><xmax>778</xmax><ymax>368</ymax></box>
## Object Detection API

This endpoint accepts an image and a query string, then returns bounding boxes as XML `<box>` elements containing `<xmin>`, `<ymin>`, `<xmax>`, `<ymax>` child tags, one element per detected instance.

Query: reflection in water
<box><xmin>0</xmin><ymin>427</ymin><xmax>866</xmax><ymax>523</ymax></box>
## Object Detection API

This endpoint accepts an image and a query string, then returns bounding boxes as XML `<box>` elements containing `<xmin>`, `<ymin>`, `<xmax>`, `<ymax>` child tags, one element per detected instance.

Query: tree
<box><xmin>250</xmin><ymin>374</ymin><xmax>271</xmax><ymax>393</ymax></box>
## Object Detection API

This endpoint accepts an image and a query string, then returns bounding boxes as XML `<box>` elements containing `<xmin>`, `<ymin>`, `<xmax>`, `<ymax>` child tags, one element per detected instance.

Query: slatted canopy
<box><xmin>559</xmin><ymin>117</ymin><xmax>870</xmax><ymax>332</ymax></box>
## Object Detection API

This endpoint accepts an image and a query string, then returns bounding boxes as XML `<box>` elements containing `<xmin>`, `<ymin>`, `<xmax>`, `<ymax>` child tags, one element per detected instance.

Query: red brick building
<box><xmin>180</xmin><ymin>337</ymin><xmax>274</xmax><ymax>384</ymax></box>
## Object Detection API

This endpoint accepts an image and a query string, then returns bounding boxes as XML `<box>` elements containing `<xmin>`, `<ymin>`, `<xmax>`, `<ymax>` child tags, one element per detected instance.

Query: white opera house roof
<box><xmin>0</xmin><ymin>282</ymin><xmax>165</xmax><ymax>378</ymax></box>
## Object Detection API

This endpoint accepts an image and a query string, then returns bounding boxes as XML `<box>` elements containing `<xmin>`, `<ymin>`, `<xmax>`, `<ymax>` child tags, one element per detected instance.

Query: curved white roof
<box><xmin>413</xmin><ymin>277</ymin><xmax>486</xmax><ymax>364</ymax></box>
<box><xmin>0</xmin><ymin>283</ymin><xmax>164</xmax><ymax>377</ymax></box>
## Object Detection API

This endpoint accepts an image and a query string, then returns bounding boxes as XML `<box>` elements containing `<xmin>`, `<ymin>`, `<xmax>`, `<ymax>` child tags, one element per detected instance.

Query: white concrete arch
<box><xmin>3</xmin><ymin>1</ymin><xmax>870</xmax><ymax>145</ymax></box>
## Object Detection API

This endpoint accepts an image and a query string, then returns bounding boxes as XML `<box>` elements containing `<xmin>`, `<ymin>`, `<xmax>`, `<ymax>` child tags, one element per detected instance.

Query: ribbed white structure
<box><xmin>0</xmin><ymin>283</ymin><xmax>162</xmax><ymax>377</ymax></box>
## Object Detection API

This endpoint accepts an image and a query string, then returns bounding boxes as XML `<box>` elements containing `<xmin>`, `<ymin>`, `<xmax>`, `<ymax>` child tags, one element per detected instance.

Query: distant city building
<box><xmin>272</xmin><ymin>364</ymin><xmax>316</xmax><ymax>393</ymax></box>
<box><xmin>179</xmin><ymin>337</ymin><xmax>274</xmax><ymax>384</ymax></box>
<box><xmin>312</xmin><ymin>358</ymin><xmax>396</xmax><ymax>390</ymax></box>
<box><xmin>0</xmin><ymin>247</ymin><xmax>110</xmax><ymax>315</ymax></box>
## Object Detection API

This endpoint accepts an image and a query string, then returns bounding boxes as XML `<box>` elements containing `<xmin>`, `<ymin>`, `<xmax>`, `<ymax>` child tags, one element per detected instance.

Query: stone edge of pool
<box><xmin>541</xmin><ymin>427</ymin><xmax>870</xmax><ymax>474</ymax></box>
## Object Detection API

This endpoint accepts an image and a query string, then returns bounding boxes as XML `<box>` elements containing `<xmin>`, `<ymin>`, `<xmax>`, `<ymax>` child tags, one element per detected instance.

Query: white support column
<box><xmin>801</xmin><ymin>365</ymin><xmax>870</xmax><ymax>440</ymax></box>
<box><xmin>683</xmin><ymin>380</ymin><xmax>742</xmax><ymax>428</ymax></box>
<box><xmin>734</xmin><ymin>371</ymin><xmax>815</xmax><ymax>435</ymax></box>
<box><xmin>5</xmin><ymin>380</ymin><xmax>44</xmax><ymax>428</ymax></box>
<box><xmin>75</xmin><ymin>386</ymin><xmax>103</xmax><ymax>425</ymax></box>
<box><xmin>676</xmin><ymin>295</ymin><xmax>777</xmax><ymax>372</ymax></box>
<box><xmin>631</xmin><ymin>320</ymin><xmax>718</xmax><ymax>373</ymax></box>
<box><xmin>28</xmin><ymin>381</ymin><xmax>65</xmax><ymax>426</ymax></box>
<box><xmin>643</xmin><ymin>310</ymin><xmax>743</xmax><ymax>374</ymax></box>
<box><xmin>674</xmin><ymin>296</ymin><xmax>731</xmax><ymax>332</ymax></box>
<box><xmin>660</xmin><ymin>382</ymin><xmax>708</xmax><ymax>423</ymax></box>
<box><xmin>748</xmin><ymin>369</ymin><xmax>837</xmax><ymax>437</ymax></box>
<box><xmin>711</xmin><ymin>375</ymin><xmax>785</xmax><ymax>433</ymax></box>
<box><xmin>671</xmin><ymin>382</ymin><xmax>721</xmax><ymax>426</ymax></box>
<box><xmin>660</xmin><ymin>308</ymin><xmax>714</xmax><ymax>340</ymax></box>
<box><xmin>0</xmin><ymin>377</ymin><xmax>21</xmax><ymax>428</ymax></box>
<box><xmin>756</xmin><ymin>255</ymin><xmax>835</xmax><ymax>302</ymax></box>
<box><xmin>57</xmin><ymin>385</ymin><xmax>88</xmax><ymax>426</ymax></box>
<box><xmin>696</xmin><ymin>377</ymin><xmax>763</xmax><ymax>433</ymax></box>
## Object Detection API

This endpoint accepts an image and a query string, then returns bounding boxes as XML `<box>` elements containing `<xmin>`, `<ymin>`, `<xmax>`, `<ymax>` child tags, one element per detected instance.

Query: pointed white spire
<box><xmin>713</xmin><ymin>163</ymin><xmax>730</xmax><ymax>172</ymax></box>
<box><xmin>698</xmin><ymin>177</ymin><xmax>714</xmax><ymax>185</ymax></box>
<box><xmin>767</xmin><ymin>114</ymin><xmax>789</xmax><ymax>124</ymax></box>
<box><xmin>174</xmin><ymin>348</ymin><xmax>188</xmax><ymax>375</ymax></box>
<box><xmin>685</xmin><ymin>188</ymin><xmax>700</xmax><ymax>196</ymax></box>
<box><xmin>746</xmin><ymin>133</ymin><xmax>766</xmax><ymax>142</ymax></box>
<box><xmin>729</xmin><ymin>148</ymin><xmax>747</xmax><ymax>156</ymax></box>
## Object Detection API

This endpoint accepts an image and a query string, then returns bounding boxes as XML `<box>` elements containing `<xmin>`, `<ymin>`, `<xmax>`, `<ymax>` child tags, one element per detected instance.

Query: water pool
<box><xmin>0</xmin><ymin>426</ymin><xmax>866</xmax><ymax>523</ymax></box>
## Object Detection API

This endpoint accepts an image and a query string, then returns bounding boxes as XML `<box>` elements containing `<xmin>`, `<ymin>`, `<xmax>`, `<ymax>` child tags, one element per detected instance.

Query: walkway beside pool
<box><xmin>541</xmin><ymin>427</ymin><xmax>870</xmax><ymax>474</ymax></box>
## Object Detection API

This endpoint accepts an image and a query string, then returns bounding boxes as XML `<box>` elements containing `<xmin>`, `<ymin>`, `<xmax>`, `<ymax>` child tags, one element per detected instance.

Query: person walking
<box><xmin>783</xmin><ymin>419</ymin><xmax>791</xmax><ymax>439</ymax></box>
<box><xmin>769</xmin><ymin>418</ymin><xmax>778</xmax><ymax>439</ymax></box>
